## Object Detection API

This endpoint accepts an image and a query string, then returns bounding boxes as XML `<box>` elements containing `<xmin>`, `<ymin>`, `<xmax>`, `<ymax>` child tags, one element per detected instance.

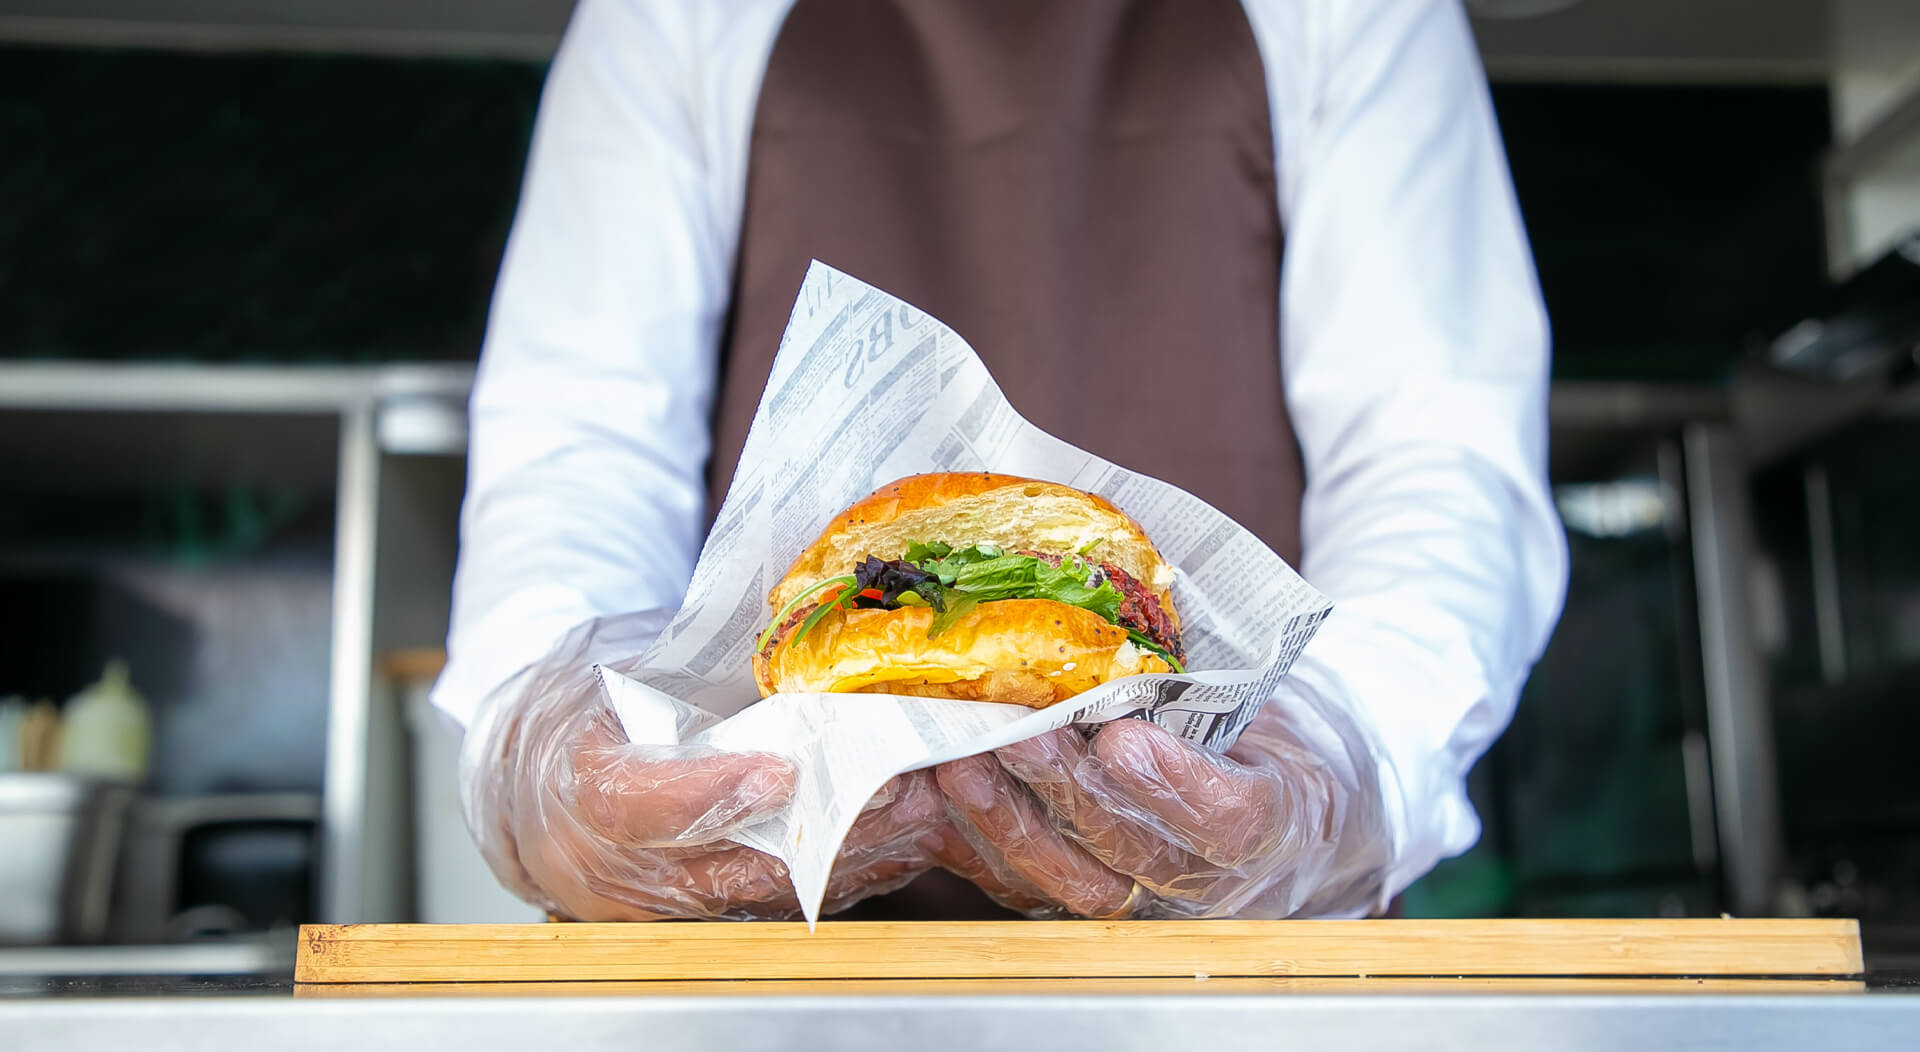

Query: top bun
<box><xmin>768</xmin><ymin>472</ymin><xmax>1175</xmax><ymax>614</ymax></box>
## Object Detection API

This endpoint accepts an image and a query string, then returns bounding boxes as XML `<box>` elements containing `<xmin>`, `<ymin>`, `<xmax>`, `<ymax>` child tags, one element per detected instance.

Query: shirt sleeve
<box><xmin>432</xmin><ymin>0</ymin><xmax>745</xmax><ymax>727</ymax></box>
<box><xmin>1242</xmin><ymin>0</ymin><xmax>1569</xmax><ymax>907</ymax></box>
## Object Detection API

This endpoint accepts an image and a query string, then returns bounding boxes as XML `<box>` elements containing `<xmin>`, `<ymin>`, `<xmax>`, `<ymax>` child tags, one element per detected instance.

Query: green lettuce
<box><xmin>912</xmin><ymin>546</ymin><xmax>1125</xmax><ymax>625</ymax></box>
<box><xmin>764</xmin><ymin>540</ymin><xmax>1177</xmax><ymax>667</ymax></box>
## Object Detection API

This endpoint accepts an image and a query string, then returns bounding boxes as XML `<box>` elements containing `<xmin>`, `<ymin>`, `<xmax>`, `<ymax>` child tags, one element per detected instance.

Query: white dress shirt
<box><xmin>434</xmin><ymin>0</ymin><xmax>1568</xmax><ymax>907</ymax></box>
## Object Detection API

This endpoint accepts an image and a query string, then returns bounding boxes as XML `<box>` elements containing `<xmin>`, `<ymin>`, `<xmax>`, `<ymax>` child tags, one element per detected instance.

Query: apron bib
<box><xmin>711</xmin><ymin>0</ymin><xmax>1302</xmax><ymax>918</ymax></box>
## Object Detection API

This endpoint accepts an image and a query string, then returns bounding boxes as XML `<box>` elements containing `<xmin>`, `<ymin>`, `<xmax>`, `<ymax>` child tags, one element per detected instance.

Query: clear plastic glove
<box><xmin>932</xmin><ymin>703</ymin><xmax>1382</xmax><ymax>919</ymax></box>
<box><xmin>461</xmin><ymin>611</ymin><xmax>945</xmax><ymax>920</ymax></box>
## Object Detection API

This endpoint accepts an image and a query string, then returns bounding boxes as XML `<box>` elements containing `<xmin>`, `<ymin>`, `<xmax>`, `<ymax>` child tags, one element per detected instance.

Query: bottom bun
<box><xmin>756</xmin><ymin>598</ymin><xmax>1171</xmax><ymax>706</ymax></box>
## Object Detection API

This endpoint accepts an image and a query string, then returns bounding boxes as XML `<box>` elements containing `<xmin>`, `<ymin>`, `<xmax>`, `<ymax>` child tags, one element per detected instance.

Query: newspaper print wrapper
<box><xmin>600</xmin><ymin>261</ymin><xmax>1332</xmax><ymax>926</ymax></box>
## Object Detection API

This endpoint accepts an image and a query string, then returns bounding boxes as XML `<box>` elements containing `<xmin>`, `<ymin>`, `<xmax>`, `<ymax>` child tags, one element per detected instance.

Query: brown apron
<box><xmin>711</xmin><ymin>0</ymin><xmax>1303</xmax><ymax>919</ymax></box>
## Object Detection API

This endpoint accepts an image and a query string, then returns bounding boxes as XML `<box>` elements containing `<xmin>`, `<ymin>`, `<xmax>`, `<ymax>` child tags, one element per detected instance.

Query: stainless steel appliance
<box><xmin>0</xmin><ymin>774</ymin><xmax>133</xmax><ymax>945</ymax></box>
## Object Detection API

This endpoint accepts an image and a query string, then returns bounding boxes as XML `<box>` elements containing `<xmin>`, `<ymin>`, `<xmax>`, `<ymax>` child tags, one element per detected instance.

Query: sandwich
<box><xmin>753</xmin><ymin>472</ymin><xmax>1184</xmax><ymax>706</ymax></box>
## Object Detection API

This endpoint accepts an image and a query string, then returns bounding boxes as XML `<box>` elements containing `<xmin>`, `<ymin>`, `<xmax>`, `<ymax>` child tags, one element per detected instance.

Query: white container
<box><xmin>0</xmin><ymin>773</ymin><xmax>133</xmax><ymax>944</ymax></box>
<box><xmin>399</xmin><ymin>678</ymin><xmax>541</xmax><ymax>924</ymax></box>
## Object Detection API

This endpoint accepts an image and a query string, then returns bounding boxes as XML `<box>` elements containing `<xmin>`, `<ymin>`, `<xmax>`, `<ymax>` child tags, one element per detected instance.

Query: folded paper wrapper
<box><xmin>602</xmin><ymin>261</ymin><xmax>1333</xmax><ymax>925</ymax></box>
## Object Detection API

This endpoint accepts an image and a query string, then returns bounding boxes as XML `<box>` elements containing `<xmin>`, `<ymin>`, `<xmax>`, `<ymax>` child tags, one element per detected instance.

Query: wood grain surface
<box><xmin>296</xmin><ymin>919</ymin><xmax>1863</xmax><ymax>985</ymax></box>
<box><xmin>293</xmin><ymin>976</ymin><xmax>1867</xmax><ymax>998</ymax></box>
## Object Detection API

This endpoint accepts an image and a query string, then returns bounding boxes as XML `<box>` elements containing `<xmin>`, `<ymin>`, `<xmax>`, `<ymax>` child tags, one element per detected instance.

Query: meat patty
<box><xmin>1018</xmin><ymin>550</ymin><xmax>1184</xmax><ymax>664</ymax></box>
<box><xmin>1101</xmin><ymin>562</ymin><xmax>1185</xmax><ymax>665</ymax></box>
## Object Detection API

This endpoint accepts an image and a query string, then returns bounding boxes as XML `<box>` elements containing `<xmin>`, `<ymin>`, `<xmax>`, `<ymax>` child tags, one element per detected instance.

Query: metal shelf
<box><xmin>0</xmin><ymin>409</ymin><xmax>341</xmax><ymax>491</ymax></box>
<box><xmin>0</xmin><ymin>936</ymin><xmax>292</xmax><ymax>977</ymax></box>
<box><xmin>1547</xmin><ymin>381</ymin><xmax>1729</xmax><ymax>482</ymax></box>
<box><xmin>0</xmin><ymin>362</ymin><xmax>473</xmax><ymax>416</ymax></box>
<box><xmin>0</xmin><ymin>363</ymin><xmax>473</xmax><ymax>927</ymax></box>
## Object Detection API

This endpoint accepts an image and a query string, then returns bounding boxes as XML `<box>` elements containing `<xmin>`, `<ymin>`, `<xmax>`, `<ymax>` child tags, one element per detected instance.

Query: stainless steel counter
<box><xmin>7</xmin><ymin>984</ymin><xmax>1920</xmax><ymax>1052</ymax></box>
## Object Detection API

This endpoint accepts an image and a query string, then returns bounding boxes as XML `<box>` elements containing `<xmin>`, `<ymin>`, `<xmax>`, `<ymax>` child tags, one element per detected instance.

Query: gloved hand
<box><xmin>461</xmin><ymin>612</ymin><xmax>944</xmax><ymax>921</ymax></box>
<box><xmin>931</xmin><ymin>704</ymin><xmax>1358</xmax><ymax>919</ymax></box>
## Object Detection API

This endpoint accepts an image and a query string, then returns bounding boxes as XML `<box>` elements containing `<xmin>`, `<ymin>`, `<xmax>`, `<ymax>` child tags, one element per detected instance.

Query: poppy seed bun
<box><xmin>754</xmin><ymin>473</ymin><xmax>1180</xmax><ymax>706</ymax></box>
<box><xmin>755</xmin><ymin>600</ymin><xmax>1171</xmax><ymax>704</ymax></box>
<box><xmin>767</xmin><ymin>473</ymin><xmax>1175</xmax><ymax>614</ymax></box>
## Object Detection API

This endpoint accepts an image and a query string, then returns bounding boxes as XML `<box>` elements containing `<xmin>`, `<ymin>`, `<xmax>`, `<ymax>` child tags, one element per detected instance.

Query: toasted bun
<box><xmin>768</xmin><ymin>473</ymin><xmax>1174</xmax><ymax>614</ymax></box>
<box><xmin>756</xmin><ymin>599</ymin><xmax>1172</xmax><ymax>706</ymax></box>
<box><xmin>755</xmin><ymin>473</ymin><xmax>1180</xmax><ymax>706</ymax></box>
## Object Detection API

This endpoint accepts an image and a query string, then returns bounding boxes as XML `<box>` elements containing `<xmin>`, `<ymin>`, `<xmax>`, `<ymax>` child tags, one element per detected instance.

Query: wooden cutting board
<box><xmin>296</xmin><ymin>919</ymin><xmax>1862</xmax><ymax>987</ymax></box>
<box><xmin>292</xmin><ymin>977</ymin><xmax>1865</xmax><ymax>998</ymax></box>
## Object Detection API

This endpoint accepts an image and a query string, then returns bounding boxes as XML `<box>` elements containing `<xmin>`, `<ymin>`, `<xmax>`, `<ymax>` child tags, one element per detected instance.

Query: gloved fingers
<box><xmin>992</xmin><ymin>728</ymin><xmax>1086</xmax><ymax>813</ymax></box>
<box><xmin>817</xmin><ymin>857</ymin><xmax>934</xmax><ymax>917</ymax></box>
<box><xmin>568</xmin><ymin>742</ymin><xmax>796</xmax><ymax>847</ymax></box>
<box><xmin>936</xmin><ymin>753</ymin><xmax>1135</xmax><ymax>918</ymax></box>
<box><xmin>634</xmin><ymin>779</ymin><xmax>937</xmax><ymax>869</ymax></box>
<box><xmin>596</xmin><ymin>844</ymin><xmax>800</xmax><ymax>920</ymax></box>
<box><xmin>514</xmin><ymin>815</ymin><xmax>678</xmax><ymax>922</ymax></box>
<box><xmin>535</xmin><ymin>852</ymin><xmax>674</xmax><ymax>922</ymax></box>
<box><xmin>525</xmin><ymin>807</ymin><xmax>800</xmax><ymax>921</ymax></box>
<box><xmin>920</xmin><ymin>816</ymin><xmax>1062</xmax><ymax>917</ymax></box>
<box><xmin>585</xmin><ymin>775</ymin><xmax>943</xmax><ymax>921</ymax></box>
<box><xmin>861</xmin><ymin>775</ymin><xmax>902</xmax><ymax>814</ymax></box>
<box><xmin>1088</xmin><ymin>719</ymin><xmax>1286</xmax><ymax>869</ymax></box>
<box><xmin>524</xmin><ymin>715</ymin><xmax>802</xmax><ymax>921</ymax></box>
<box><xmin>1225</xmin><ymin>719</ymin><xmax>1343</xmax><ymax>847</ymax></box>
<box><xmin>555</xmin><ymin>704</ymin><xmax>797</xmax><ymax>848</ymax></box>
<box><xmin>996</xmin><ymin>729</ymin><xmax>1204</xmax><ymax>890</ymax></box>
<box><xmin>676</xmin><ymin>843</ymin><xmax>800</xmax><ymax>911</ymax></box>
<box><xmin>815</xmin><ymin>770</ymin><xmax>946</xmax><ymax>912</ymax></box>
<box><xmin>841</xmin><ymin>770</ymin><xmax>945</xmax><ymax>861</ymax></box>
<box><xmin>534</xmin><ymin>762</ymin><xmax>936</xmax><ymax>921</ymax></box>
<box><xmin>819</xmin><ymin>833</ymin><xmax>939</xmax><ymax>916</ymax></box>
<box><xmin>961</xmin><ymin>739</ymin><xmax>1256</xmax><ymax>916</ymax></box>
<box><xmin>606</xmin><ymin>784</ymin><xmax>944</xmax><ymax>922</ymax></box>
<box><xmin>1135</xmin><ymin>866</ymin><xmax>1273</xmax><ymax>917</ymax></box>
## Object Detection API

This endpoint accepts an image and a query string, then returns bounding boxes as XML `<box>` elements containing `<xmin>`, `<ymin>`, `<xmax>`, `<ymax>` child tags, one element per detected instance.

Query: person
<box><xmin>433</xmin><ymin>0</ymin><xmax>1567</xmax><ymax>922</ymax></box>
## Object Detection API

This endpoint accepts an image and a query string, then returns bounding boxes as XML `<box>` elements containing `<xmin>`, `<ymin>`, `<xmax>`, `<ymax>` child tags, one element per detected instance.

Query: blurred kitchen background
<box><xmin>1</xmin><ymin>0</ymin><xmax>1917</xmax><ymax>978</ymax></box>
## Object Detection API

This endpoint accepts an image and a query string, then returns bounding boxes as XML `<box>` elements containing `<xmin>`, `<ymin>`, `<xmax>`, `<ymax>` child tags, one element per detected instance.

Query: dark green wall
<box><xmin>1493</xmin><ymin>82</ymin><xmax>1832</xmax><ymax>381</ymax></box>
<box><xmin>0</xmin><ymin>47</ymin><xmax>542</xmax><ymax>361</ymax></box>
<box><xmin>0</xmin><ymin>47</ymin><xmax>1831</xmax><ymax>376</ymax></box>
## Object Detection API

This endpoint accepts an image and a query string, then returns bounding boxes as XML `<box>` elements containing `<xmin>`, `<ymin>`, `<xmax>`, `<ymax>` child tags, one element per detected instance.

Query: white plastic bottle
<box><xmin>57</xmin><ymin>659</ymin><xmax>152</xmax><ymax>781</ymax></box>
